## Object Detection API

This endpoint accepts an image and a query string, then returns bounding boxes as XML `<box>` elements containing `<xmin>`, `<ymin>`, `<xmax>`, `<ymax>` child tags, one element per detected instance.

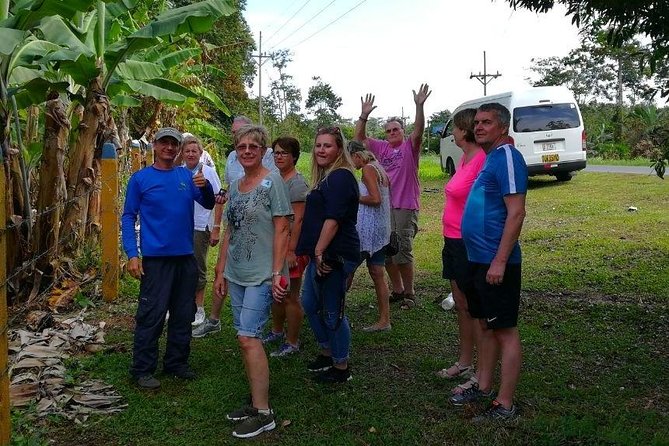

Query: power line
<box><xmin>264</xmin><ymin>0</ymin><xmax>314</xmax><ymax>45</ymax></box>
<box><xmin>290</xmin><ymin>0</ymin><xmax>369</xmax><ymax>49</ymax></box>
<box><xmin>267</xmin><ymin>0</ymin><xmax>337</xmax><ymax>52</ymax></box>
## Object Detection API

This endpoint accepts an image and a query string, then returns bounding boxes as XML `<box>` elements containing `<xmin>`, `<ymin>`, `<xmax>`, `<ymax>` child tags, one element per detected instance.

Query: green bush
<box><xmin>593</xmin><ymin>142</ymin><xmax>631</xmax><ymax>159</ymax></box>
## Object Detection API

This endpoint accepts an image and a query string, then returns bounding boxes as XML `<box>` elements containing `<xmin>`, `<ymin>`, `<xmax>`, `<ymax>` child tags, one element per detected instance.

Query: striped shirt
<box><xmin>461</xmin><ymin>144</ymin><xmax>528</xmax><ymax>264</ymax></box>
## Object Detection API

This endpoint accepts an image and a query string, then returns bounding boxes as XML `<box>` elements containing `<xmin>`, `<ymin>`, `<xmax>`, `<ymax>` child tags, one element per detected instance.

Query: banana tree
<box><xmin>1</xmin><ymin>0</ymin><xmax>235</xmax><ymax>295</ymax></box>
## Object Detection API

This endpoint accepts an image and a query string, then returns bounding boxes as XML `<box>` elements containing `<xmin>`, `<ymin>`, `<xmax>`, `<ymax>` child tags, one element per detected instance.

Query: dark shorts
<box><xmin>460</xmin><ymin>262</ymin><xmax>522</xmax><ymax>329</ymax></box>
<box><xmin>441</xmin><ymin>237</ymin><xmax>469</xmax><ymax>285</ymax></box>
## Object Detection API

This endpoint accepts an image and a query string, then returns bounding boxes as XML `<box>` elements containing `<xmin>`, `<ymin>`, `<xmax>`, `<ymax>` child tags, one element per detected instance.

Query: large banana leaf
<box><xmin>192</xmin><ymin>85</ymin><xmax>230</xmax><ymax>115</ymax></box>
<box><xmin>110</xmin><ymin>94</ymin><xmax>141</xmax><ymax>107</ymax></box>
<box><xmin>0</xmin><ymin>28</ymin><xmax>26</xmax><ymax>56</ymax></box>
<box><xmin>104</xmin><ymin>0</ymin><xmax>234</xmax><ymax>80</ymax></box>
<box><xmin>7</xmin><ymin>38</ymin><xmax>61</xmax><ymax>75</ymax></box>
<box><xmin>5</xmin><ymin>0</ymin><xmax>98</xmax><ymax>30</ymax></box>
<box><xmin>187</xmin><ymin>117</ymin><xmax>226</xmax><ymax>142</ymax></box>
<box><xmin>37</xmin><ymin>15</ymin><xmax>94</xmax><ymax>58</ymax></box>
<box><xmin>124</xmin><ymin>79</ymin><xmax>189</xmax><ymax>104</ymax></box>
<box><xmin>10</xmin><ymin>77</ymin><xmax>70</xmax><ymax>109</ymax></box>
<box><xmin>115</xmin><ymin>60</ymin><xmax>163</xmax><ymax>80</ymax></box>
<box><xmin>155</xmin><ymin>48</ymin><xmax>201</xmax><ymax>69</ymax></box>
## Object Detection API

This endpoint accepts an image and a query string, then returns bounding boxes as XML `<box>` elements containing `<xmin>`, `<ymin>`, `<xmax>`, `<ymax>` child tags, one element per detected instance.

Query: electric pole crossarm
<box><xmin>470</xmin><ymin>51</ymin><xmax>502</xmax><ymax>96</ymax></box>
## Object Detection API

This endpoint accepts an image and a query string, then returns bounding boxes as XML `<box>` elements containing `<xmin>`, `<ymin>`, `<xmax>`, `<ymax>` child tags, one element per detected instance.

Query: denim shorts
<box><xmin>228</xmin><ymin>281</ymin><xmax>272</xmax><ymax>338</ymax></box>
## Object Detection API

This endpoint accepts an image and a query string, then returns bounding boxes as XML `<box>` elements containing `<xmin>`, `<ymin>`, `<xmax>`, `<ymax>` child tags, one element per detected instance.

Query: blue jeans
<box><xmin>301</xmin><ymin>261</ymin><xmax>352</xmax><ymax>364</ymax></box>
<box><xmin>228</xmin><ymin>281</ymin><xmax>272</xmax><ymax>338</ymax></box>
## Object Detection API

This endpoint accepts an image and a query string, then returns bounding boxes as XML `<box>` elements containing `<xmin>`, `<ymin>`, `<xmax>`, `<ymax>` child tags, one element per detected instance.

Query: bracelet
<box><xmin>272</xmin><ymin>271</ymin><xmax>281</xmax><ymax>276</ymax></box>
<box><xmin>358</xmin><ymin>116</ymin><xmax>368</xmax><ymax>122</ymax></box>
<box><xmin>213</xmin><ymin>224</ymin><xmax>220</xmax><ymax>228</ymax></box>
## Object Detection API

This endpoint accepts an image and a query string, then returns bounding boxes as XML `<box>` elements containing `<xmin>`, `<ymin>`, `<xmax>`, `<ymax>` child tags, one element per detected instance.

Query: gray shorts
<box><xmin>193</xmin><ymin>229</ymin><xmax>210</xmax><ymax>290</ymax></box>
<box><xmin>386</xmin><ymin>208</ymin><xmax>418</xmax><ymax>265</ymax></box>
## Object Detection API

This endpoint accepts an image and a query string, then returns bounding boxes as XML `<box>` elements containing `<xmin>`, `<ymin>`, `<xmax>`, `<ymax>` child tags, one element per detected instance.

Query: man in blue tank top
<box><xmin>122</xmin><ymin>127</ymin><xmax>215</xmax><ymax>389</ymax></box>
<box><xmin>454</xmin><ymin>103</ymin><xmax>528</xmax><ymax>423</ymax></box>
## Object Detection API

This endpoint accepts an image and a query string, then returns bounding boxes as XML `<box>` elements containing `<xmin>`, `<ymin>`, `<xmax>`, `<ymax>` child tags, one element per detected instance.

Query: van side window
<box><xmin>513</xmin><ymin>103</ymin><xmax>581</xmax><ymax>132</ymax></box>
<box><xmin>441</xmin><ymin>119</ymin><xmax>453</xmax><ymax>138</ymax></box>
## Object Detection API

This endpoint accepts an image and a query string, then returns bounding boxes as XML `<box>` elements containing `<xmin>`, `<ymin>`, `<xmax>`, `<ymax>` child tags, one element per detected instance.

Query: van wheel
<box><xmin>446</xmin><ymin>158</ymin><xmax>456</xmax><ymax>176</ymax></box>
<box><xmin>556</xmin><ymin>172</ymin><xmax>573</xmax><ymax>182</ymax></box>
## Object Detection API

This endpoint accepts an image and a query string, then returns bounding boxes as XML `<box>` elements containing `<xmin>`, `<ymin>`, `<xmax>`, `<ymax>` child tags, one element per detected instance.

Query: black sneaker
<box><xmin>307</xmin><ymin>354</ymin><xmax>333</xmax><ymax>372</ymax></box>
<box><xmin>314</xmin><ymin>366</ymin><xmax>352</xmax><ymax>384</ymax></box>
<box><xmin>226</xmin><ymin>405</ymin><xmax>257</xmax><ymax>421</ymax></box>
<box><xmin>164</xmin><ymin>366</ymin><xmax>197</xmax><ymax>380</ymax></box>
<box><xmin>472</xmin><ymin>400</ymin><xmax>519</xmax><ymax>423</ymax></box>
<box><xmin>449</xmin><ymin>383</ymin><xmax>496</xmax><ymax>406</ymax></box>
<box><xmin>135</xmin><ymin>374</ymin><xmax>160</xmax><ymax>390</ymax></box>
<box><xmin>232</xmin><ymin>410</ymin><xmax>276</xmax><ymax>438</ymax></box>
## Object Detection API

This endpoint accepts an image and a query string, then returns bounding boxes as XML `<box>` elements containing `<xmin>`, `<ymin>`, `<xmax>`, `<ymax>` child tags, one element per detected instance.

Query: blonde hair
<box><xmin>234</xmin><ymin>124</ymin><xmax>268</xmax><ymax>148</ymax></box>
<box><xmin>310</xmin><ymin>127</ymin><xmax>355</xmax><ymax>188</ymax></box>
<box><xmin>180</xmin><ymin>134</ymin><xmax>203</xmax><ymax>153</ymax></box>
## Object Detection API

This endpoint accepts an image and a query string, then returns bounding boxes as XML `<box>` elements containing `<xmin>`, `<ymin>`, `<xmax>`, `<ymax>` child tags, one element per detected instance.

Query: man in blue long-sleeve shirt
<box><xmin>122</xmin><ymin>127</ymin><xmax>215</xmax><ymax>389</ymax></box>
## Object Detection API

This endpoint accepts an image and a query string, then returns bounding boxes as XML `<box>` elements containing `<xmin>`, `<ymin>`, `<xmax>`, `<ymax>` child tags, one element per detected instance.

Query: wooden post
<box><xmin>145</xmin><ymin>143</ymin><xmax>153</xmax><ymax>166</ymax></box>
<box><xmin>0</xmin><ymin>161</ymin><xmax>10</xmax><ymax>444</ymax></box>
<box><xmin>130</xmin><ymin>142</ymin><xmax>141</xmax><ymax>173</ymax></box>
<box><xmin>100</xmin><ymin>143</ymin><xmax>118</xmax><ymax>302</ymax></box>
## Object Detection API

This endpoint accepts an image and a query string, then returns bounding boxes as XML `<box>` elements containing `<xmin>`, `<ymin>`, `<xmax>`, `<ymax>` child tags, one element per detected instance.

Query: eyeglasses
<box><xmin>273</xmin><ymin>151</ymin><xmax>290</xmax><ymax>158</ymax></box>
<box><xmin>317</xmin><ymin>126</ymin><xmax>341</xmax><ymax>135</ymax></box>
<box><xmin>236</xmin><ymin>143</ymin><xmax>262</xmax><ymax>152</ymax></box>
<box><xmin>385</xmin><ymin>127</ymin><xmax>401</xmax><ymax>134</ymax></box>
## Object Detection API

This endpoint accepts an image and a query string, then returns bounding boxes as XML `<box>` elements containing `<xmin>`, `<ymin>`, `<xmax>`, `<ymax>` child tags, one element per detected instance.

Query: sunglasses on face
<box><xmin>385</xmin><ymin>127</ymin><xmax>401</xmax><ymax>134</ymax></box>
<box><xmin>236</xmin><ymin>143</ymin><xmax>262</xmax><ymax>152</ymax></box>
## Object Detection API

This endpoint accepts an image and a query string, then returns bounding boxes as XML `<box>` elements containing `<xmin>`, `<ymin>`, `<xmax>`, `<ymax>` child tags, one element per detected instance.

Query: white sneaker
<box><xmin>192</xmin><ymin>307</ymin><xmax>206</xmax><ymax>326</ymax></box>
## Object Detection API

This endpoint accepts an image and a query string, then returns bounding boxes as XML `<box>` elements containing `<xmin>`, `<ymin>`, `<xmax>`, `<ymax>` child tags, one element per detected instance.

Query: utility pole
<box><xmin>251</xmin><ymin>31</ymin><xmax>270</xmax><ymax>125</ymax></box>
<box><xmin>470</xmin><ymin>51</ymin><xmax>502</xmax><ymax>96</ymax></box>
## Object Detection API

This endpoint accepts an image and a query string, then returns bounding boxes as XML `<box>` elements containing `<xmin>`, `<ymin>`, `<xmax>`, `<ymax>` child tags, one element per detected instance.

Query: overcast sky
<box><xmin>244</xmin><ymin>0</ymin><xmax>582</xmax><ymax>122</ymax></box>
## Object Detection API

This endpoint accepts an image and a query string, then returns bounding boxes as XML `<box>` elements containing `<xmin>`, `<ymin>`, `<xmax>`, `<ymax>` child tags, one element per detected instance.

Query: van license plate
<box><xmin>541</xmin><ymin>142</ymin><xmax>557</xmax><ymax>151</ymax></box>
<box><xmin>542</xmin><ymin>153</ymin><xmax>559</xmax><ymax>162</ymax></box>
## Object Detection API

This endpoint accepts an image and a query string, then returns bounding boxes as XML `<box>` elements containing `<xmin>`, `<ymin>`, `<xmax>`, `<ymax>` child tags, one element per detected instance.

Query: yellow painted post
<box><xmin>145</xmin><ymin>143</ymin><xmax>153</xmax><ymax>166</ymax></box>
<box><xmin>0</xmin><ymin>161</ymin><xmax>10</xmax><ymax>444</ymax></box>
<box><xmin>130</xmin><ymin>142</ymin><xmax>141</xmax><ymax>173</ymax></box>
<box><xmin>100</xmin><ymin>143</ymin><xmax>119</xmax><ymax>302</ymax></box>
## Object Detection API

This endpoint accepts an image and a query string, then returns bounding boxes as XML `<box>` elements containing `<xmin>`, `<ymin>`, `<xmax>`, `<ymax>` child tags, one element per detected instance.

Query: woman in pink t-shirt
<box><xmin>437</xmin><ymin>109</ymin><xmax>486</xmax><ymax>394</ymax></box>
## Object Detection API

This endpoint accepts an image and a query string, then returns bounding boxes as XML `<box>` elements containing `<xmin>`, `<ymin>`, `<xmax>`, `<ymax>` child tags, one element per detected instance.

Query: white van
<box><xmin>439</xmin><ymin>86</ymin><xmax>586</xmax><ymax>181</ymax></box>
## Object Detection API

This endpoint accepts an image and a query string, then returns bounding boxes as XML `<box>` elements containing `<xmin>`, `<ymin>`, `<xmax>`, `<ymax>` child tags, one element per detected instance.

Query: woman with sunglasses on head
<box><xmin>263</xmin><ymin>137</ymin><xmax>310</xmax><ymax>357</ymax></box>
<box><xmin>213</xmin><ymin>125</ymin><xmax>291</xmax><ymax>439</ymax></box>
<box><xmin>347</xmin><ymin>140</ymin><xmax>392</xmax><ymax>332</ymax></box>
<box><xmin>296</xmin><ymin>127</ymin><xmax>360</xmax><ymax>384</ymax></box>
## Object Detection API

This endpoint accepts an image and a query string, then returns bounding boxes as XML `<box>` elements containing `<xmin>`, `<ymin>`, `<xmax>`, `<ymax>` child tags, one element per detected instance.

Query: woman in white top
<box><xmin>181</xmin><ymin>134</ymin><xmax>223</xmax><ymax>326</ymax></box>
<box><xmin>348</xmin><ymin>141</ymin><xmax>392</xmax><ymax>332</ymax></box>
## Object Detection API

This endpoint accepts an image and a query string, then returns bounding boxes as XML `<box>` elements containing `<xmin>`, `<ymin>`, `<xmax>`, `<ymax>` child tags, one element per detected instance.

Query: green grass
<box><xmin>16</xmin><ymin>155</ymin><xmax>669</xmax><ymax>445</ymax></box>
<box><xmin>587</xmin><ymin>156</ymin><xmax>654</xmax><ymax>167</ymax></box>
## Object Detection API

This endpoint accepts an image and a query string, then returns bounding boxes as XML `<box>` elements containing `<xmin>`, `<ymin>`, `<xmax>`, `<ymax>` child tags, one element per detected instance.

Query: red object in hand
<box><xmin>279</xmin><ymin>275</ymin><xmax>288</xmax><ymax>289</ymax></box>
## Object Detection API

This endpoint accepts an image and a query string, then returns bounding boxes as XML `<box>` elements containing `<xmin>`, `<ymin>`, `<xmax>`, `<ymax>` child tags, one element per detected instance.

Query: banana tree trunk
<box><xmin>33</xmin><ymin>95</ymin><xmax>69</xmax><ymax>275</ymax></box>
<box><xmin>61</xmin><ymin>76</ymin><xmax>109</xmax><ymax>255</ymax></box>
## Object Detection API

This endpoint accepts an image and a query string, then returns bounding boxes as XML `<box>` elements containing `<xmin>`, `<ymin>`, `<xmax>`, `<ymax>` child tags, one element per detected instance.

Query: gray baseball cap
<box><xmin>154</xmin><ymin>127</ymin><xmax>182</xmax><ymax>142</ymax></box>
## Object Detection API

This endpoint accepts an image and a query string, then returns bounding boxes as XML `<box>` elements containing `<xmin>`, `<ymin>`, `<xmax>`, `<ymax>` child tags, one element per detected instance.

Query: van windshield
<box><xmin>512</xmin><ymin>103</ymin><xmax>581</xmax><ymax>133</ymax></box>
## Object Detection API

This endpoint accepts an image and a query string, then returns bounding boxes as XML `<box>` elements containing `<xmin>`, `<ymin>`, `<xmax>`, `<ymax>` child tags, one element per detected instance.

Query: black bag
<box><xmin>384</xmin><ymin>231</ymin><xmax>399</xmax><ymax>257</ymax></box>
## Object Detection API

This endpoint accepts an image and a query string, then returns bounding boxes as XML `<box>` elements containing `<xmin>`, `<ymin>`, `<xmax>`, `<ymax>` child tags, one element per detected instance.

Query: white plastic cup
<box><xmin>441</xmin><ymin>292</ymin><xmax>455</xmax><ymax>311</ymax></box>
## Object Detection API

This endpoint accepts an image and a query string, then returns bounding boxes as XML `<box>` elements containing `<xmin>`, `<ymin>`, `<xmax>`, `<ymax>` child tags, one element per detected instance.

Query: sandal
<box><xmin>436</xmin><ymin>362</ymin><xmax>473</xmax><ymax>380</ymax></box>
<box><xmin>389</xmin><ymin>291</ymin><xmax>405</xmax><ymax>303</ymax></box>
<box><xmin>451</xmin><ymin>375</ymin><xmax>478</xmax><ymax>395</ymax></box>
<box><xmin>400</xmin><ymin>294</ymin><xmax>416</xmax><ymax>310</ymax></box>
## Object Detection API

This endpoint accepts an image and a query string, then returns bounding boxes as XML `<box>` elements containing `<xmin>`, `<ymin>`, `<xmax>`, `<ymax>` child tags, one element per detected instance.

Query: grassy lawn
<box><xmin>586</xmin><ymin>156</ymin><xmax>654</xmax><ymax>167</ymax></box>
<box><xmin>14</xmin><ymin>155</ymin><xmax>669</xmax><ymax>445</ymax></box>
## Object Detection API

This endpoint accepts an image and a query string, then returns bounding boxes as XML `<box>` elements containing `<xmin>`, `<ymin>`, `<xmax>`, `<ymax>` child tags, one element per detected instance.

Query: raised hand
<box><xmin>413</xmin><ymin>83</ymin><xmax>432</xmax><ymax>106</ymax></box>
<box><xmin>360</xmin><ymin>93</ymin><xmax>377</xmax><ymax>118</ymax></box>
